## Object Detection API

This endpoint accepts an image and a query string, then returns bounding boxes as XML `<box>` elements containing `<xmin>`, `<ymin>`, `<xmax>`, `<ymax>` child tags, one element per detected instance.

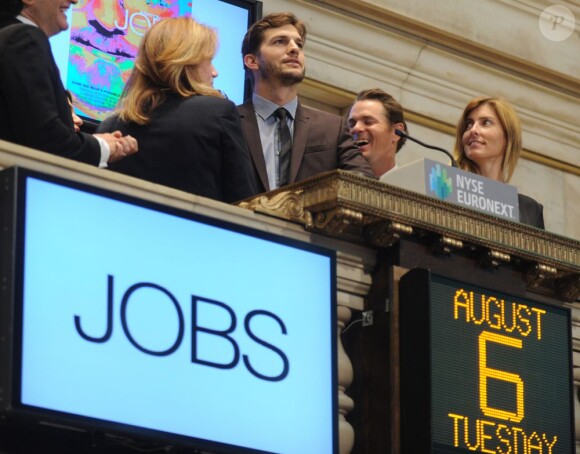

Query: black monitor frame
<box><xmin>0</xmin><ymin>165</ymin><xmax>337</xmax><ymax>454</ymax></box>
<box><xmin>398</xmin><ymin>268</ymin><xmax>574</xmax><ymax>454</ymax></box>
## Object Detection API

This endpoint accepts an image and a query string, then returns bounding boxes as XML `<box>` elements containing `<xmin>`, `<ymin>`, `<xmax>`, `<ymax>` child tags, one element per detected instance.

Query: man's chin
<box><xmin>359</xmin><ymin>149</ymin><xmax>370</xmax><ymax>159</ymax></box>
<box><xmin>59</xmin><ymin>21</ymin><xmax>70</xmax><ymax>33</ymax></box>
<box><xmin>279</xmin><ymin>71</ymin><xmax>305</xmax><ymax>86</ymax></box>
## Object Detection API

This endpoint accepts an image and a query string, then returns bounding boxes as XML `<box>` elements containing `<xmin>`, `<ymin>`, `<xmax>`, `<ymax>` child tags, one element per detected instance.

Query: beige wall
<box><xmin>265</xmin><ymin>0</ymin><xmax>580</xmax><ymax>240</ymax></box>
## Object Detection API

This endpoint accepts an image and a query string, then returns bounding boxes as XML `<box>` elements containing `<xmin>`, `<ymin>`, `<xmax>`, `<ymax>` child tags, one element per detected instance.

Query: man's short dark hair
<box><xmin>355</xmin><ymin>88</ymin><xmax>408</xmax><ymax>152</ymax></box>
<box><xmin>0</xmin><ymin>0</ymin><xmax>23</xmax><ymax>19</ymax></box>
<box><xmin>241</xmin><ymin>12</ymin><xmax>307</xmax><ymax>80</ymax></box>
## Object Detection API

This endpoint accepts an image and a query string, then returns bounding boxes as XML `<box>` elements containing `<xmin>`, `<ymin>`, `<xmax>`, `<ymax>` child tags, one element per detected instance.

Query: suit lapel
<box><xmin>238</xmin><ymin>101</ymin><xmax>270</xmax><ymax>191</ymax></box>
<box><xmin>291</xmin><ymin>103</ymin><xmax>309</xmax><ymax>183</ymax></box>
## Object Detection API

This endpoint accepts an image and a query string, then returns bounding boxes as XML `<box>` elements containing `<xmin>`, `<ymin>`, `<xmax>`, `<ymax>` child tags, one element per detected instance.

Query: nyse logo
<box><xmin>428</xmin><ymin>164</ymin><xmax>453</xmax><ymax>200</ymax></box>
<box><xmin>74</xmin><ymin>275</ymin><xmax>289</xmax><ymax>382</ymax></box>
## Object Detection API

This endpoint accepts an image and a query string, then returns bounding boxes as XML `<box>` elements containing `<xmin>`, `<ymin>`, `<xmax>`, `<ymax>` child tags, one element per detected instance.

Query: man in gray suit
<box><xmin>238</xmin><ymin>12</ymin><xmax>373</xmax><ymax>193</ymax></box>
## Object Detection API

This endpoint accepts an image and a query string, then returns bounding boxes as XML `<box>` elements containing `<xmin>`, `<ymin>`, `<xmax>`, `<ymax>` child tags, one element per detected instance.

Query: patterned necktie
<box><xmin>274</xmin><ymin>107</ymin><xmax>292</xmax><ymax>187</ymax></box>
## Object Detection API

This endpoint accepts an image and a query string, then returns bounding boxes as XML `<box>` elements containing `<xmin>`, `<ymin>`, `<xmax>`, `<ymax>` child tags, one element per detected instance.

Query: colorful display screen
<box><xmin>49</xmin><ymin>0</ymin><xmax>259</xmax><ymax>124</ymax></box>
<box><xmin>0</xmin><ymin>167</ymin><xmax>337</xmax><ymax>454</ymax></box>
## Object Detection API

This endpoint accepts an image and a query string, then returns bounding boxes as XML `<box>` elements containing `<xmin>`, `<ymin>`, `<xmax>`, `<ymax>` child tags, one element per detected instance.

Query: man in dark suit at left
<box><xmin>0</xmin><ymin>0</ymin><xmax>138</xmax><ymax>166</ymax></box>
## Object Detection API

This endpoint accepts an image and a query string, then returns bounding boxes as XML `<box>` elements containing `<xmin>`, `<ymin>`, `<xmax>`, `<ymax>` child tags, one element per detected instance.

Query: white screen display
<box><xmin>18</xmin><ymin>175</ymin><xmax>336</xmax><ymax>454</ymax></box>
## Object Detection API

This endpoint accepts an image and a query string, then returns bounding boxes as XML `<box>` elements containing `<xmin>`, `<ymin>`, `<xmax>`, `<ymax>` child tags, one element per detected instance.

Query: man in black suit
<box><xmin>238</xmin><ymin>12</ymin><xmax>373</xmax><ymax>193</ymax></box>
<box><xmin>0</xmin><ymin>0</ymin><xmax>137</xmax><ymax>166</ymax></box>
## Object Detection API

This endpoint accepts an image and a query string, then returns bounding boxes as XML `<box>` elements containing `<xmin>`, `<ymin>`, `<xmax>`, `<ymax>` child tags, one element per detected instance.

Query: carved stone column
<box><xmin>337</xmin><ymin>303</ymin><xmax>355</xmax><ymax>453</ymax></box>
<box><xmin>334</xmin><ymin>249</ymin><xmax>374</xmax><ymax>453</ymax></box>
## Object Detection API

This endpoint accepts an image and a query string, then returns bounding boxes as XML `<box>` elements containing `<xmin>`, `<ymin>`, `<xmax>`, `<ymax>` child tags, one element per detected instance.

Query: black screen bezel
<box><xmin>0</xmin><ymin>165</ymin><xmax>337</xmax><ymax>454</ymax></box>
<box><xmin>398</xmin><ymin>268</ymin><xmax>575</xmax><ymax>454</ymax></box>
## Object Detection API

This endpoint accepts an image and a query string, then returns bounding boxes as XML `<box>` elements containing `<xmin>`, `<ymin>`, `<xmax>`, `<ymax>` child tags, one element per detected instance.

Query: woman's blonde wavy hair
<box><xmin>118</xmin><ymin>17</ymin><xmax>223</xmax><ymax>125</ymax></box>
<box><xmin>453</xmin><ymin>96</ymin><xmax>522</xmax><ymax>183</ymax></box>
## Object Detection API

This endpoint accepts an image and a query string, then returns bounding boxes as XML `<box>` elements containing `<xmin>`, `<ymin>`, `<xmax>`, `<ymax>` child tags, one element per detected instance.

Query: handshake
<box><xmin>94</xmin><ymin>131</ymin><xmax>139</xmax><ymax>164</ymax></box>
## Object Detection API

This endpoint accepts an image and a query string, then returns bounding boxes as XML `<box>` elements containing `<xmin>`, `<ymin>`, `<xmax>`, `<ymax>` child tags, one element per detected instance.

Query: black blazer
<box><xmin>518</xmin><ymin>193</ymin><xmax>545</xmax><ymax>229</ymax></box>
<box><xmin>0</xmin><ymin>20</ymin><xmax>101</xmax><ymax>165</ymax></box>
<box><xmin>237</xmin><ymin>100</ymin><xmax>374</xmax><ymax>193</ymax></box>
<box><xmin>98</xmin><ymin>94</ymin><xmax>258</xmax><ymax>203</ymax></box>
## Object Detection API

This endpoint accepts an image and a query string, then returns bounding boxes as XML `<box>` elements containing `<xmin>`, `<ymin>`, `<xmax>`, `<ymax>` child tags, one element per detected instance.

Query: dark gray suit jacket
<box><xmin>518</xmin><ymin>193</ymin><xmax>545</xmax><ymax>229</ymax></box>
<box><xmin>0</xmin><ymin>20</ymin><xmax>101</xmax><ymax>165</ymax></box>
<box><xmin>237</xmin><ymin>100</ymin><xmax>373</xmax><ymax>193</ymax></box>
<box><xmin>98</xmin><ymin>94</ymin><xmax>258</xmax><ymax>203</ymax></box>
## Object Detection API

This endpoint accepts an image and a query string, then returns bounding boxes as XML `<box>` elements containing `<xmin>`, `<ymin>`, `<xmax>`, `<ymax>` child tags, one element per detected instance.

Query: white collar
<box><xmin>379</xmin><ymin>164</ymin><xmax>398</xmax><ymax>182</ymax></box>
<box><xmin>16</xmin><ymin>15</ymin><xmax>38</xmax><ymax>27</ymax></box>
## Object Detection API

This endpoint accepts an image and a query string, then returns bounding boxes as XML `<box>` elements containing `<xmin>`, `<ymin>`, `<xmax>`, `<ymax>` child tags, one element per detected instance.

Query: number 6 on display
<box><xmin>478</xmin><ymin>331</ymin><xmax>524</xmax><ymax>422</ymax></box>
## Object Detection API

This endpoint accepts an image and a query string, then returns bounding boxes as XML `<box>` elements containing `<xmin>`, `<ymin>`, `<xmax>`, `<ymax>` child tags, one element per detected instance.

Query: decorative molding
<box><xmin>481</xmin><ymin>249</ymin><xmax>512</xmax><ymax>269</ymax></box>
<box><xmin>434</xmin><ymin>236</ymin><xmax>465</xmax><ymax>256</ymax></box>
<box><xmin>311</xmin><ymin>0</ymin><xmax>580</xmax><ymax>96</ymax></box>
<box><xmin>240</xmin><ymin>170</ymin><xmax>580</xmax><ymax>301</ymax></box>
<box><xmin>311</xmin><ymin>207</ymin><xmax>365</xmax><ymax>236</ymax></box>
<box><xmin>556</xmin><ymin>274</ymin><xmax>580</xmax><ymax>303</ymax></box>
<box><xmin>525</xmin><ymin>263</ymin><xmax>559</xmax><ymax>289</ymax></box>
<box><xmin>238</xmin><ymin>190</ymin><xmax>310</xmax><ymax>223</ymax></box>
<box><xmin>364</xmin><ymin>220</ymin><xmax>413</xmax><ymax>248</ymax></box>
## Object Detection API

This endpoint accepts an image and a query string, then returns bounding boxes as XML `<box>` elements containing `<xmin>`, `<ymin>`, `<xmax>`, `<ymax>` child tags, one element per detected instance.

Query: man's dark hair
<box><xmin>355</xmin><ymin>88</ymin><xmax>408</xmax><ymax>152</ymax></box>
<box><xmin>241</xmin><ymin>12</ymin><xmax>307</xmax><ymax>81</ymax></box>
<box><xmin>0</xmin><ymin>0</ymin><xmax>23</xmax><ymax>19</ymax></box>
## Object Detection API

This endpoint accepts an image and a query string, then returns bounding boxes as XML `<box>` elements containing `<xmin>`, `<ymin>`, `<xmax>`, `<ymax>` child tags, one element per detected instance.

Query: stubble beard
<box><xmin>259</xmin><ymin>60</ymin><xmax>305</xmax><ymax>87</ymax></box>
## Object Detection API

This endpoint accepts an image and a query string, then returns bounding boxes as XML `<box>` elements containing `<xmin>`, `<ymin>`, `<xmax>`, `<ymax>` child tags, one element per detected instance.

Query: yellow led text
<box><xmin>448</xmin><ymin>413</ymin><xmax>557</xmax><ymax>454</ymax></box>
<box><xmin>453</xmin><ymin>289</ymin><xmax>546</xmax><ymax>340</ymax></box>
<box><xmin>479</xmin><ymin>331</ymin><xmax>524</xmax><ymax>422</ymax></box>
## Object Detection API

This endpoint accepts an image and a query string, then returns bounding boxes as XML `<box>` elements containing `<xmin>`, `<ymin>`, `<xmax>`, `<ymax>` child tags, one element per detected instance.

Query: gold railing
<box><xmin>240</xmin><ymin>170</ymin><xmax>580</xmax><ymax>302</ymax></box>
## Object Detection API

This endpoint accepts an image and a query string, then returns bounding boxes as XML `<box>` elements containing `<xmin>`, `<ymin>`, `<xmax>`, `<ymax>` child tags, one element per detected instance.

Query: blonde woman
<box><xmin>98</xmin><ymin>17</ymin><xmax>257</xmax><ymax>203</ymax></box>
<box><xmin>453</xmin><ymin>96</ymin><xmax>544</xmax><ymax>228</ymax></box>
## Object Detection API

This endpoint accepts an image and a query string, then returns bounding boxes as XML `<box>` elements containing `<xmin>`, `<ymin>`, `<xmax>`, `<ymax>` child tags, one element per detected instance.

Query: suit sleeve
<box><xmin>535</xmin><ymin>204</ymin><xmax>545</xmax><ymax>230</ymax></box>
<box><xmin>518</xmin><ymin>194</ymin><xmax>545</xmax><ymax>229</ymax></box>
<box><xmin>96</xmin><ymin>115</ymin><xmax>119</xmax><ymax>134</ymax></box>
<box><xmin>219</xmin><ymin>101</ymin><xmax>259</xmax><ymax>203</ymax></box>
<box><xmin>335</xmin><ymin>114</ymin><xmax>375</xmax><ymax>178</ymax></box>
<box><xmin>0</xmin><ymin>26</ymin><xmax>101</xmax><ymax>165</ymax></box>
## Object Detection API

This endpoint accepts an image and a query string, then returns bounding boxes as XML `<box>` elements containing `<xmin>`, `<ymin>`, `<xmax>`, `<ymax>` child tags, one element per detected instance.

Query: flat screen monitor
<box><xmin>49</xmin><ymin>0</ymin><xmax>262</xmax><ymax>126</ymax></box>
<box><xmin>398</xmin><ymin>268</ymin><xmax>574</xmax><ymax>454</ymax></box>
<box><xmin>0</xmin><ymin>166</ymin><xmax>337</xmax><ymax>454</ymax></box>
